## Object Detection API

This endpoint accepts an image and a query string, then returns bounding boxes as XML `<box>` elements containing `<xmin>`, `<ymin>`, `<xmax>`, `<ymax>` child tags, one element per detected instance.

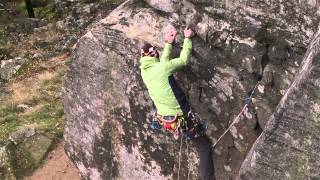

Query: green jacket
<box><xmin>139</xmin><ymin>38</ymin><xmax>192</xmax><ymax>116</ymax></box>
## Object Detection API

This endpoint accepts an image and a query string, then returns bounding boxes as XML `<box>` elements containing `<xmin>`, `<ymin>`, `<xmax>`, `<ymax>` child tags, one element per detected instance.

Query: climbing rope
<box><xmin>212</xmin><ymin>82</ymin><xmax>260</xmax><ymax>148</ymax></box>
<box><xmin>177</xmin><ymin>135</ymin><xmax>190</xmax><ymax>180</ymax></box>
<box><xmin>176</xmin><ymin>81</ymin><xmax>260</xmax><ymax>178</ymax></box>
<box><xmin>186</xmin><ymin>137</ymin><xmax>190</xmax><ymax>180</ymax></box>
<box><xmin>177</xmin><ymin>136</ymin><xmax>183</xmax><ymax>180</ymax></box>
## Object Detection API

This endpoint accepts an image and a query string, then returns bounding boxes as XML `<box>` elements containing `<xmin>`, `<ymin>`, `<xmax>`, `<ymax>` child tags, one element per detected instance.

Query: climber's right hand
<box><xmin>184</xmin><ymin>27</ymin><xmax>194</xmax><ymax>38</ymax></box>
<box><xmin>165</xmin><ymin>29</ymin><xmax>177</xmax><ymax>44</ymax></box>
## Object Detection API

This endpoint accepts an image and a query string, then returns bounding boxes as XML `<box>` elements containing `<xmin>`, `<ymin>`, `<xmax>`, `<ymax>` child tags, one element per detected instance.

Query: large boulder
<box><xmin>238</xmin><ymin>27</ymin><xmax>320</xmax><ymax>179</ymax></box>
<box><xmin>63</xmin><ymin>0</ymin><xmax>320</xmax><ymax>179</ymax></box>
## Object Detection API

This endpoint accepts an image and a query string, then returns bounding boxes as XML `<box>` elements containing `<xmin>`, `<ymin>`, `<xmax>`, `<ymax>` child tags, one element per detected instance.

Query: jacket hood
<box><xmin>139</xmin><ymin>56</ymin><xmax>159</xmax><ymax>70</ymax></box>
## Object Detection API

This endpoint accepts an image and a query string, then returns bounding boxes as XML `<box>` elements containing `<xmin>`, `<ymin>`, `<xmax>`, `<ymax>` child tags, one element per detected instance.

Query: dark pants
<box><xmin>192</xmin><ymin>135</ymin><xmax>215</xmax><ymax>180</ymax></box>
<box><xmin>167</xmin><ymin>75</ymin><xmax>215</xmax><ymax>179</ymax></box>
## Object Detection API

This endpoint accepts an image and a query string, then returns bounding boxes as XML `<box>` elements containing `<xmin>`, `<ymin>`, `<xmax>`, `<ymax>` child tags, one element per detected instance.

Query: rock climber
<box><xmin>139</xmin><ymin>27</ymin><xmax>215</xmax><ymax>180</ymax></box>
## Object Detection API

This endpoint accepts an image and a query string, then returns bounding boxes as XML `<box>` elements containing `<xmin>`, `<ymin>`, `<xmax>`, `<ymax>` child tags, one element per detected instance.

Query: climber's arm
<box><xmin>165</xmin><ymin>38</ymin><xmax>192</xmax><ymax>72</ymax></box>
<box><xmin>160</xmin><ymin>43</ymin><xmax>172</xmax><ymax>62</ymax></box>
<box><xmin>160</xmin><ymin>29</ymin><xmax>176</xmax><ymax>62</ymax></box>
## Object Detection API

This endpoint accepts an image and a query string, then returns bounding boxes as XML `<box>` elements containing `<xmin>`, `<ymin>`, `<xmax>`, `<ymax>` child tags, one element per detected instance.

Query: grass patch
<box><xmin>14</xmin><ymin>62</ymin><xmax>32</xmax><ymax>78</ymax></box>
<box><xmin>97</xmin><ymin>0</ymin><xmax>125</xmax><ymax>5</ymax></box>
<box><xmin>0</xmin><ymin>47</ymin><xmax>12</xmax><ymax>60</ymax></box>
<box><xmin>40</xmin><ymin>68</ymin><xmax>64</xmax><ymax>97</ymax></box>
<box><xmin>13</xmin><ymin>59</ymin><xmax>45</xmax><ymax>80</ymax></box>
<box><xmin>16</xmin><ymin>1</ymin><xmax>27</xmax><ymax>15</ymax></box>
<box><xmin>22</xmin><ymin>102</ymin><xmax>64</xmax><ymax>137</ymax></box>
<box><xmin>315</xmin><ymin>89</ymin><xmax>320</xmax><ymax>100</ymax></box>
<box><xmin>0</xmin><ymin>33</ymin><xmax>15</xmax><ymax>60</ymax></box>
<box><xmin>108</xmin><ymin>0</ymin><xmax>125</xmax><ymax>4</ymax></box>
<box><xmin>25</xmin><ymin>67</ymin><xmax>65</xmax><ymax>137</ymax></box>
<box><xmin>0</xmin><ymin>62</ymin><xmax>66</xmax><ymax>140</ymax></box>
<box><xmin>0</xmin><ymin>105</ymin><xmax>20</xmax><ymax>139</ymax></box>
<box><xmin>0</xmin><ymin>117</ymin><xmax>20</xmax><ymax>140</ymax></box>
<box><xmin>34</xmin><ymin>7</ymin><xmax>55</xmax><ymax>20</ymax></box>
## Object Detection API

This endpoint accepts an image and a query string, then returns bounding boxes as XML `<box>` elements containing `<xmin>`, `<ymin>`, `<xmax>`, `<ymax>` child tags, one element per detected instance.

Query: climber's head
<box><xmin>141</xmin><ymin>43</ymin><xmax>159</xmax><ymax>58</ymax></box>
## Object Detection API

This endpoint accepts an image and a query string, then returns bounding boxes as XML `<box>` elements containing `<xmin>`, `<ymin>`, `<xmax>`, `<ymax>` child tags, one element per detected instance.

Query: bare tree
<box><xmin>24</xmin><ymin>0</ymin><xmax>35</xmax><ymax>18</ymax></box>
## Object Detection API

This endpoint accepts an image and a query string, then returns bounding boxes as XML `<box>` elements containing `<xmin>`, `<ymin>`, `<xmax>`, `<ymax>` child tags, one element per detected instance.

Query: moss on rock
<box><xmin>12</xmin><ymin>134</ymin><xmax>53</xmax><ymax>178</ymax></box>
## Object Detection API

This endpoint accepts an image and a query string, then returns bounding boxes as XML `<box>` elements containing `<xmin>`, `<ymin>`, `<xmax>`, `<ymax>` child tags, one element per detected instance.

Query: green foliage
<box><xmin>97</xmin><ymin>0</ymin><xmax>125</xmax><ymax>5</ymax></box>
<box><xmin>0</xmin><ymin>103</ymin><xmax>20</xmax><ymax>139</ymax></box>
<box><xmin>14</xmin><ymin>62</ymin><xmax>31</xmax><ymax>78</ymax></box>
<box><xmin>0</xmin><ymin>28</ymin><xmax>14</xmax><ymax>59</ymax></box>
<box><xmin>0</xmin><ymin>48</ymin><xmax>12</xmax><ymax>60</ymax></box>
<box><xmin>315</xmin><ymin>89</ymin><xmax>320</xmax><ymax>100</ymax></box>
<box><xmin>16</xmin><ymin>1</ymin><xmax>27</xmax><ymax>14</ymax></box>
<box><xmin>41</xmin><ymin>68</ymin><xmax>64</xmax><ymax>96</ymax></box>
<box><xmin>24</xmin><ymin>68</ymin><xmax>65</xmax><ymax>137</ymax></box>
<box><xmin>0</xmin><ymin>111</ymin><xmax>21</xmax><ymax>139</ymax></box>
<box><xmin>34</xmin><ymin>6</ymin><xmax>55</xmax><ymax>19</ymax></box>
<box><xmin>24</xmin><ymin>102</ymin><xmax>64</xmax><ymax>135</ymax></box>
<box><xmin>108</xmin><ymin>0</ymin><xmax>125</xmax><ymax>4</ymax></box>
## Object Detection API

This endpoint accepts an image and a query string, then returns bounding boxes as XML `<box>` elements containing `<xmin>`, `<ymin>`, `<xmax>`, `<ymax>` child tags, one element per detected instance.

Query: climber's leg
<box><xmin>179</xmin><ymin>99</ymin><xmax>214</xmax><ymax>180</ymax></box>
<box><xmin>192</xmin><ymin>135</ymin><xmax>215</xmax><ymax>180</ymax></box>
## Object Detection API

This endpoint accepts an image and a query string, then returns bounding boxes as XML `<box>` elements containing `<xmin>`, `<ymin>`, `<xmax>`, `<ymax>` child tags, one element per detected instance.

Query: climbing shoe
<box><xmin>195</xmin><ymin>121</ymin><xmax>208</xmax><ymax>137</ymax></box>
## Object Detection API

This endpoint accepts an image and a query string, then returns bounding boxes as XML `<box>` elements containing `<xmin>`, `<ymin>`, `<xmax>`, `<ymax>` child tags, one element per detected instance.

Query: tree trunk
<box><xmin>24</xmin><ymin>0</ymin><xmax>35</xmax><ymax>18</ymax></box>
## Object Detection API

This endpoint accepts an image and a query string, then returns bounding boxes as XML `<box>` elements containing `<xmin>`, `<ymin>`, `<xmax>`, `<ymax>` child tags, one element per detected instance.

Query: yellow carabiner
<box><xmin>171</xmin><ymin>122</ymin><xmax>177</xmax><ymax>129</ymax></box>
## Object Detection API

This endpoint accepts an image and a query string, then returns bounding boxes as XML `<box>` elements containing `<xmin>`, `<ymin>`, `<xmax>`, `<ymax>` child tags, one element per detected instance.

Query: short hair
<box><xmin>141</xmin><ymin>43</ymin><xmax>159</xmax><ymax>58</ymax></box>
<box><xmin>141</xmin><ymin>43</ymin><xmax>153</xmax><ymax>55</ymax></box>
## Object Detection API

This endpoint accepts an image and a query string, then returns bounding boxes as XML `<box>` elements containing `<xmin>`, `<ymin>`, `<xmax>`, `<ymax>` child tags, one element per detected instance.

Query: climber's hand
<box><xmin>165</xmin><ymin>29</ymin><xmax>177</xmax><ymax>44</ymax></box>
<box><xmin>184</xmin><ymin>27</ymin><xmax>194</xmax><ymax>38</ymax></box>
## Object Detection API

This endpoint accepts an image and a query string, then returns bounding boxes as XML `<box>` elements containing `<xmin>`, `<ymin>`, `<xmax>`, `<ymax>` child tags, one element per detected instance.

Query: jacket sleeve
<box><xmin>165</xmin><ymin>38</ymin><xmax>192</xmax><ymax>72</ymax></box>
<box><xmin>160</xmin><ymin>43</ymin><xmax>173</xmax><ymax>62</ymax></box>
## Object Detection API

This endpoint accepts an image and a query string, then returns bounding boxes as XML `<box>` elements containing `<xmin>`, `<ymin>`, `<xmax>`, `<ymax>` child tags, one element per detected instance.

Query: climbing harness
<box><xmin>150</xmin><ymin>111</ymin><xmax>186</xmax><ymax>140</ymax></box>
<box><xmin>151</xmin><ymin>110</ymin><xmax>208</xmax><ymax>140</ymax></box>
<box><xmin>212</xmin><ymin>82</ymin><xmax>260</xmax><ymax>148</ymax></box>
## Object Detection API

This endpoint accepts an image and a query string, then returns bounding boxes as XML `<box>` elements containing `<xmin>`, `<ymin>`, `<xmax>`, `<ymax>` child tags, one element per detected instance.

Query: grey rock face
<box><xmin>144</xmin><ymin>0</ymin><xmax>180</xmax><ymax>13</ymax></box>
<box><xmin>63</xmin><ymin>0</ymin><xmax>320</xmax><ymax>179</ymax></box>
<box><xmin>238</xmin><ymin>28</ymin><xmax>320</xmax><ymax>179</ymax></box>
